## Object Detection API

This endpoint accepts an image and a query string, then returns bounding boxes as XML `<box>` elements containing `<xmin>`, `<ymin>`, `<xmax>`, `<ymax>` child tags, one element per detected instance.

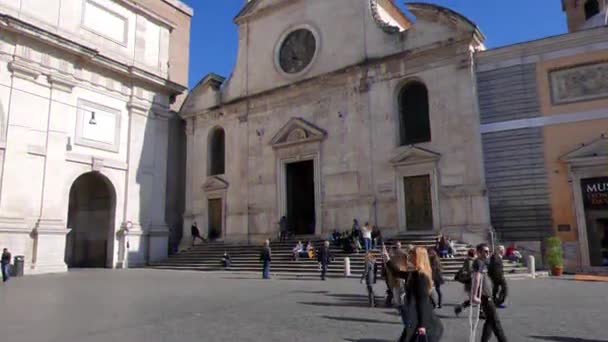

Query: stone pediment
<box><xmin>390</xmin><ymin>145</ymin><xmax>441</xmax><ymax>166</ymax></box>
<box><xmin>269</xmin><ymin>118</ymin><xmax>327</xmax><ymax>149</ymax></box>
<box><xmin>202</xmin><ymin>176</ymin><xmax>229</xmax><ymax>192</ymax></box>
<box><xmin>560</xmin><ymin>135</ymin><xmax>608</xmax><ymax>164</ymax></box>
<box><xmin>234</xmin><ymin>0</ymin><xmax>299</xmax><ymax>23</ymax></box>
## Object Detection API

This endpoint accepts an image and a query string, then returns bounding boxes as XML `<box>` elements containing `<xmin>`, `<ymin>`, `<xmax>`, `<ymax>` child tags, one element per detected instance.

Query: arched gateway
<box><xmin>65</xmin><ymin>172</ymin><xmax>116</xmax><ymax>268</ymax></box>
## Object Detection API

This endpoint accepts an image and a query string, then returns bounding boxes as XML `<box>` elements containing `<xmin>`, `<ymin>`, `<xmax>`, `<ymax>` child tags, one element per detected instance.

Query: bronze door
<box><xmin>403</xmin><ymin>175</ymin><xmax>433</xmax><ymax>231</ymax></box>
<box><xmin>208</xmin><ymin>199</ymin><xmax>223</xmax><ymax>240</ymax></box>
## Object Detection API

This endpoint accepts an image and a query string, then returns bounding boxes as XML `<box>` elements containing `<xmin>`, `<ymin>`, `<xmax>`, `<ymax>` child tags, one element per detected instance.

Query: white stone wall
<box><xmin>0</xmin><ymin>0</ymin><xmax>171</xmax><ymax>79</ymax></box>
<box><xmin>0</xmin><ymin>21</ymin><xmax>175</xmax><ymax>273</ymax></box>
<box><xmin>182</xmin><ymin>2</ymin><xmax>490</xmax><ymax>245</ymax></box>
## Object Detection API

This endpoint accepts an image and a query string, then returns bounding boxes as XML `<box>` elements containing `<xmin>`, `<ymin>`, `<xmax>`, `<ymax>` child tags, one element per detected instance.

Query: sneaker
<box><xmin>498</xmin><ymin>304</ymin><xmax>507</xmax><ymax>309</ymax></box>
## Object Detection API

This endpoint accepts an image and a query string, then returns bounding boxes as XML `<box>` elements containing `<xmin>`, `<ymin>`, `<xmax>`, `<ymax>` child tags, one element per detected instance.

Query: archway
<box><xmin>65</xmin><ymin>172</ymin><xmax>116</xmax><ymax>268</ymax></box>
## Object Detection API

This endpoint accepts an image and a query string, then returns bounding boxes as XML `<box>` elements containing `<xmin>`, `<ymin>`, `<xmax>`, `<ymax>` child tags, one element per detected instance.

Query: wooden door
<box><xmin>403</xmin><ymin>175</ymin><xmax>433</xmax><ymax>231</ymax></box>
<box><xmin>208</xmin><ymin>199</ymin><xmax>222</xmax><ymax>240</ymax></box>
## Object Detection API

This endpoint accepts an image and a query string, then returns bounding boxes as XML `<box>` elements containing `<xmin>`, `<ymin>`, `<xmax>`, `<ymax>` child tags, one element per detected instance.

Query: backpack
<box><xmin>454</xmin><ymin>260</ymin><xmax>472</xmax><ymax>284</ymax></box>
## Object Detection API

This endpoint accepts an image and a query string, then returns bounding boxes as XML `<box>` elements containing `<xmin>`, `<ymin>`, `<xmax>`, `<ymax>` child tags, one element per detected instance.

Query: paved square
<box><xmin>0</xmin><ymin>270</ymin><xmax>606</xmax><ymax>342</ymax></box>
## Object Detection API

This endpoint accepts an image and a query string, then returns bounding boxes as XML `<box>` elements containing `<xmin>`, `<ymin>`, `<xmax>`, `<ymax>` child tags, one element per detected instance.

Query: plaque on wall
<box><xmin>550</xmin><ymin>61</ymin><xmax>608</xmax><ymax>105</ymax></box>
<box><xmin>580</xmin><ymin>177</ymin><xmax>608</xmax><ymax>210</ymax></box>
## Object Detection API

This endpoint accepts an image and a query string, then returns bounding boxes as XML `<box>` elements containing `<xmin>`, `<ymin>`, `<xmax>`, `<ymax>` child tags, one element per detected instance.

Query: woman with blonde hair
<box><xmin>383</xmin><ymin>246</ymin><xmax>443</xmax><ymax>342</ymax></box>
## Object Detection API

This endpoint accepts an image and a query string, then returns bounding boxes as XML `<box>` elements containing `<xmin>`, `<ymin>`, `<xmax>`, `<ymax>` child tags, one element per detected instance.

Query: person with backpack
<box><xmin>360</xmin><ymin>252</ymin><xmax>377</xmax><ymax>307</ymax></box>
<box><xmin>454</xmin><ymin>248</ymin><xmax>476</xmax><ymax>316</ymax></box>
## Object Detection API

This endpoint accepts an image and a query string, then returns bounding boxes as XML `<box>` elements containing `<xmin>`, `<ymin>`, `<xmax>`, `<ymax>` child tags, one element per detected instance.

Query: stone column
<box><xmin>124</xmin><ymin>99</ymin><xmax>150</xmax><ymax>266</ymax></box>
<box><xmin>32</xmin><ymin>75</ymin><xmax>78</xmax><ymax>274</ymax></box>
<box><xmin>179</xmin><ymin>117</ymin><xmax>196</xmax><ymax>251</ymax></box>
<box><xmin>148</xmin><ymin>110</ymin><xmax>170</xmax><ymax>262</ymax></box>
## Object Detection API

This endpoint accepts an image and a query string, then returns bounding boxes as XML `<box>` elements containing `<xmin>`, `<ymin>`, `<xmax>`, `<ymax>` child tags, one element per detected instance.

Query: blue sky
<box><xmin>182</xmin><ymin>1</ymin><xmax>567</xmax><ymax>88</ymax></box>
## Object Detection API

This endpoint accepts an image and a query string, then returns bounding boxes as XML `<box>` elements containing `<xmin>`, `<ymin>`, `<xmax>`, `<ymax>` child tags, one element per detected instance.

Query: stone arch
<box><xmin>65</xmin><ymin>171</ymin><xmax>117</xmax><ymax>268</ymax></box>
<box><xmin>208</xmin><ymin>126</ymin><xmax>226</xmax><ymax>176</ymax></box>
<box><xmin>585</xmin><ymin>0</ymin><xmax>600</xmax><ymax>20</ymax></box>
<box><xmin>398</xmin><ymin>80</ymin><xmax>431</xmax><ymax>146</ymax></box>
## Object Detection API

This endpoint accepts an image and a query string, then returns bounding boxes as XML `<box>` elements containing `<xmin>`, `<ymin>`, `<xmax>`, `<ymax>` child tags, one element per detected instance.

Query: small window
<box><xmin>208</xmin><ymin>127</ymin><xmax>225</xmax><ymax>176</ymax></box>
<box><xmin>585</xmin><ymin>0</ymin><xmax>600</xmax><ymax>20</ymax></box>
<box><xmin>398</xmin><ymin>81</ymin><xmax>431</xmax><ymax>146</ymax></box>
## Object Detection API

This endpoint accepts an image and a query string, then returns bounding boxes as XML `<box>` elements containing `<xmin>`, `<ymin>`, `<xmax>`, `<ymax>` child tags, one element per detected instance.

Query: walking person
<box><xmin>260</xmin><ymin>240</ymin><xmax>272</xmax><ymax>279</ymax></box>
<box><xmin>471</xmin><ymin>243</ymin><xmax>508</xmax><ymax>342</ymax></box>
<box><xmin>360</xmin><ymin>252</ymin><xmax>377</xmax><ymax>307</ymax></box>
<box><xmin>390</xmin><ymin>242</ymin><xmax>407</xmax><ymax>306</ymax></box>
<box><xmin>191</xmin><ymin>222</ymin><xmax>205</xmax><ymax>246</ymax></box>
<box><xmin>362</xmin><ymin>222</ymin><xmax>372</xmax><ymax>251</ymax></box>
<box><xmin>454</xmin><ymin>248</ymin><xmax>477</xmax><ymax>316</ymax></box>
<box><xmin>489</xmin><ymin>246</ymin><xmax>508</xmax><ymax>308</ymax></box>
<box><xmin>1</xmin><ymin>248</ymin><xmax>11</xmax><ymax>282</ymax></box>
<box><xmin>317</xmin><ymin>241</ymin><xmax>332</xmax><ymax>281</ymax></box>
<box><xmin>428</xmin><ymin>249</ymin><xmax>444</xmax><ymax>309</ymax></box>
<box><xmin>383</xmin><ymin>246</ymin><xmax>444</xmax><ymax>342</ymax></box>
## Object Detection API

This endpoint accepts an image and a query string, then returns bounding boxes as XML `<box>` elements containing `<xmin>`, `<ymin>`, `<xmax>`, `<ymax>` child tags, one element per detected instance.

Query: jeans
<box><xmin>262</xmin><ymin>260</ymin><xmax>270</xmax><ymax>279</ymax></box>
<box><xmin>481</xmin><ymin>296</ymin><xmax>508</xmax><ymax>342</ymax></box>
<box><xmin>320</xmin><ymin>262</ymin><xmax>328</xmax><ymax>280</ymax></box>
<box><xmin>1</xmin><ymin>263</ymin><xmax>10</xmax><ymax>282</ymax></box>
<box><xmin>363</xmin><ymin>238</ymin><xmax>371</xmax><ymax>251</ymax></box>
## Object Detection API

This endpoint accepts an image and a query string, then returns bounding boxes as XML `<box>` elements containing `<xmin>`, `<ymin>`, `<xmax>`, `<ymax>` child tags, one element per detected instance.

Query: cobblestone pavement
<box><xmin>0</xmin><ymin>270</ymin><xmax>606</xmax><ymax>342</ymax></box>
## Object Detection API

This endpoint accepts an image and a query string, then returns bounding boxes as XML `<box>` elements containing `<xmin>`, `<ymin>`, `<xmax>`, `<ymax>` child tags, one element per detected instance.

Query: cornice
<box><xmin>477</xmin><ymin>26</ymin><xmax>608</xmax><ymax>66</ymax></box>
<box><xmin>8</xmin><ymin>60</ymin><xmax>41</xmax><ymax>81</ymax></box>
<box><xmin>0</xmin><ymin>13</ymin><xmax>187</xmax><ymax>95</ymax></box>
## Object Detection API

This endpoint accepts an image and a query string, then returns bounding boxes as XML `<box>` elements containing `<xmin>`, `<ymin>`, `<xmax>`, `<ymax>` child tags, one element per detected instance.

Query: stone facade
<box><xmin>181</xmin><ymin>1</ymin><xmax>491</xmax><ymax>246</ymax></box>
<box><xmin>0</xmin><ymin>0</ymin><xmax>191</xmax><ymax>273</ymax></box>
<box><xmin>477</xmin><ymin>25</ymin><xmax>608</xmax><ymax>272</ymax></box>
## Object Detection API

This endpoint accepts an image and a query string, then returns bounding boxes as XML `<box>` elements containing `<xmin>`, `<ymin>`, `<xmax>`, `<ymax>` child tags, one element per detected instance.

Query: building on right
<box><xmin>476</xmin><ymin>0</ymin><xmax>608</xmax><ymax>273</ymax></box>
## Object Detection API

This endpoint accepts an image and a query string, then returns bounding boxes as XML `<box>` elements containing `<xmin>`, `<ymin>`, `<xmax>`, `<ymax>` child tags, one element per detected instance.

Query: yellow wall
<box><xmin>537</xmin><ymin>50</ymin><xmax>608</xmax><ymax>242</ymax></box>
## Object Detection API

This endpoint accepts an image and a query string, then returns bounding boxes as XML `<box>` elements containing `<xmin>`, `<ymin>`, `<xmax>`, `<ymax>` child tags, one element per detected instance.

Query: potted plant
<box><xmin>545</xmin><ymin>237</ymin><xmax>564</xmax><ymax>276</ymax></box>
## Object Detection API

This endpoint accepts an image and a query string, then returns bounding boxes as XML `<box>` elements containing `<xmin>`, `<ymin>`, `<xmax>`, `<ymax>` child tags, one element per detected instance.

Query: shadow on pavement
<box><xmin>530</xmin><ymin>336</ymin><xmax>608</xmax><ymax>342</ymax></box>
<box><xmin>321</xmin><ymin>315</ymin><xmax>400</xmax><ymax>325</ymax></box>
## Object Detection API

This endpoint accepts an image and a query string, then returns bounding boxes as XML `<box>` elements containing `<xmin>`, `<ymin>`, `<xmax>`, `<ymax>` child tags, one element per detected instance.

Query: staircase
<box><xmin>149</xmin><ymin>233</ymin><xmax>528</xmax><ymax>278</ymax></box>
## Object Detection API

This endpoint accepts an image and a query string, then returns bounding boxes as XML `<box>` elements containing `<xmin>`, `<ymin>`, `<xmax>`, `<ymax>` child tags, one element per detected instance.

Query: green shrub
<box><xmin>545</xmin><ymin>236</ymin><xmax>563</xmax><ymax>269</ymax></box>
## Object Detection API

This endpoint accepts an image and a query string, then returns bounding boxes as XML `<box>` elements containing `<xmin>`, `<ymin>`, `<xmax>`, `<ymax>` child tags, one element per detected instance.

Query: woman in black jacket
<box><xmin>428</xmin><ymin>248</ymin><xmax>445</xmax><ymax>309</ymax></box>
<box><xmin>383</xmin><ymin>246</ymin><xmax>443</xmax><ymax>342</ymax></box>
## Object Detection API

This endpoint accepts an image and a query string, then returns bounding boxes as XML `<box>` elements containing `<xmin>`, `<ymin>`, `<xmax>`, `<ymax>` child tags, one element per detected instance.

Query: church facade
<box><xmin>0</xmin><ymin>0</ymin><xmax>192</xmax><ymax>274</ymax></box>
<box><xmin>180</xmin><ymin>1</ymin><xmax>491</xmax><ymax>246</ymax></box>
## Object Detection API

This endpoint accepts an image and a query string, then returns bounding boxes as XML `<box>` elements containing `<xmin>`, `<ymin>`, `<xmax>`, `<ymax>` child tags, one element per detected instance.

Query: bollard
<box><xmin>528</xmin><ymin>255</ymin><xmax>536</xmax><ymax>279</ymax></box>
<box><xmin>344</xmin><ymin>257</ymin><xmax>351</xmax><ymax>277</ymax></box>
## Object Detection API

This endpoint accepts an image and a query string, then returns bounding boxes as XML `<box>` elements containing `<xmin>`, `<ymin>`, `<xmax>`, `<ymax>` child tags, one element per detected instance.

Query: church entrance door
<box><xmin>403</xmin><ymin>175</ymin><xmax>434</xmax><ymax>231</ymax></box>
<box><xmin>208</xmin><ymin>198</ymin><xmax>223</xmax><ymax>240</ymax></box>
<box><xmin>65</xmin><ymin>172</ymin><xmax>116</xmax><ymax>268</ymax></box>
<box><xmin>286</xmin><ymin>160</ymin><xmax>316</xmax><ymax>235</ymax></box>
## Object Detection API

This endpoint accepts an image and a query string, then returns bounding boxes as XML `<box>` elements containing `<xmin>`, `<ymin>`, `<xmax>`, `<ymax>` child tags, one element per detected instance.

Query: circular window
<box><xmin>278</xmin><ymin>29</ymin><xmax>317</xmax><ymax>74</ymax></box>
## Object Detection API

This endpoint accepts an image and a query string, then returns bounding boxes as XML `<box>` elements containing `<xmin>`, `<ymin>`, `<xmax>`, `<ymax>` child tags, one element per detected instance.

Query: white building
<box><xmin>0</xmin><ymin>0</ymin><xmax>192</xmax><ymax>274</ymax></box>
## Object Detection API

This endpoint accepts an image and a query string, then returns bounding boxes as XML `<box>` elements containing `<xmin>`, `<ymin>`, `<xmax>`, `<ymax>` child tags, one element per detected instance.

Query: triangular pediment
<box><xmin>560</xmin><ymin>135</ymin><xmax>608</xmax><ymax>163</ymax></box>
<box><xmin>269</xmin><ymin>117</ymin><xmax>327</xmax><ymax>148</ymax></box>
<box><xmin>234</xmin><ymin>0</ymin><xmax>299</xmax><ymax>23</ymax></box>
<box><xmin>390</xmin><ymin>145</ymin><xmax>441</xmax><ymax>166</ymax></box>
<box><xmin>202</xmin><ymin>176</ymin><xmax>229</xmax><ymax>192</ymax></box>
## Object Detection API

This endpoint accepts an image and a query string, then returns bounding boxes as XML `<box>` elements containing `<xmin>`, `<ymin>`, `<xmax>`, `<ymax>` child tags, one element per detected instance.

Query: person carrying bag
<box><xmin>383</xmin><ymin>245</ymin><xmax>444</xmax><ymax>342</ymax></box>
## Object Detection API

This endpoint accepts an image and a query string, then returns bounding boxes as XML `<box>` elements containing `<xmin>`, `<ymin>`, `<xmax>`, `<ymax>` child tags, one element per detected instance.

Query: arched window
<box><xmin>585</xmin><ymin>0</ymin><xmax>600</xmax><ymax>20</ymax></box>
<box><xmin>208</xmin><ymin>127</ymin><xmax>225</xmax><ymax>176</ymax></box>
<box><xmin>398</xmin><ymin>81</ymin><xmax>431</xmax><ymax>146</ymax></box>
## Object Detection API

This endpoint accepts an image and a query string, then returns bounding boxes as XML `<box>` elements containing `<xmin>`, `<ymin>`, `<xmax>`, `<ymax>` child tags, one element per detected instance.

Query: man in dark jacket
<box><xmin>472</xmin><ymin>243</ymin><xmax>508</xmax><ymax>342</ymax></box>
<box><xmin>191</xmin><ymin>222</ymin><xmax>205</xmax><ymax>246</ymax></box>
<box><xmin>317</xmin><ymin>241</ymin><xmax>332</xmax><ymax>281</ymax></box>
<box><xmin>260</xmin><ymin>240</ymin><xmax>272</xmax><ymax>279</ymax></box>
<box><xmin>1</xmin><ymin>248</ymin><xmax>11</xmax><ymax>282</ymax></box>
<box><xmin>488</xmin><ymin>245</ymin><xmax>508</xmax><ymax>307</ymax></box>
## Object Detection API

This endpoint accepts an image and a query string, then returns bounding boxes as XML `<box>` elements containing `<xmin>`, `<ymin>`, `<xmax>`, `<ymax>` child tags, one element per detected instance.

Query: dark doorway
<box><xmin>403</xmin><ymin>175</ymin><xmax>433</xmax><ymax>231</ymax></box>
<box><xmin>65</xmin><ymin>172</ymin><xmax>116</xmax><ymax>268</ymax></box>
<box><xmin>286</xmin><ymin>160</ymin><xmax>316</xmax><ymax>235</ymax></box>
<box><xmin>208</xmin><ymin>199</ymin><xmax>222</xmax><ymax>240</ymax></box>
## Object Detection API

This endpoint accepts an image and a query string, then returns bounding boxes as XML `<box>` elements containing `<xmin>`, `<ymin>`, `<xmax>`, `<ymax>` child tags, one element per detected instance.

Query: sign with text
<box><xmin>581</xmin><ymin>177</ymin><xmax>608</xmax><ymax>210</ymax></box>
